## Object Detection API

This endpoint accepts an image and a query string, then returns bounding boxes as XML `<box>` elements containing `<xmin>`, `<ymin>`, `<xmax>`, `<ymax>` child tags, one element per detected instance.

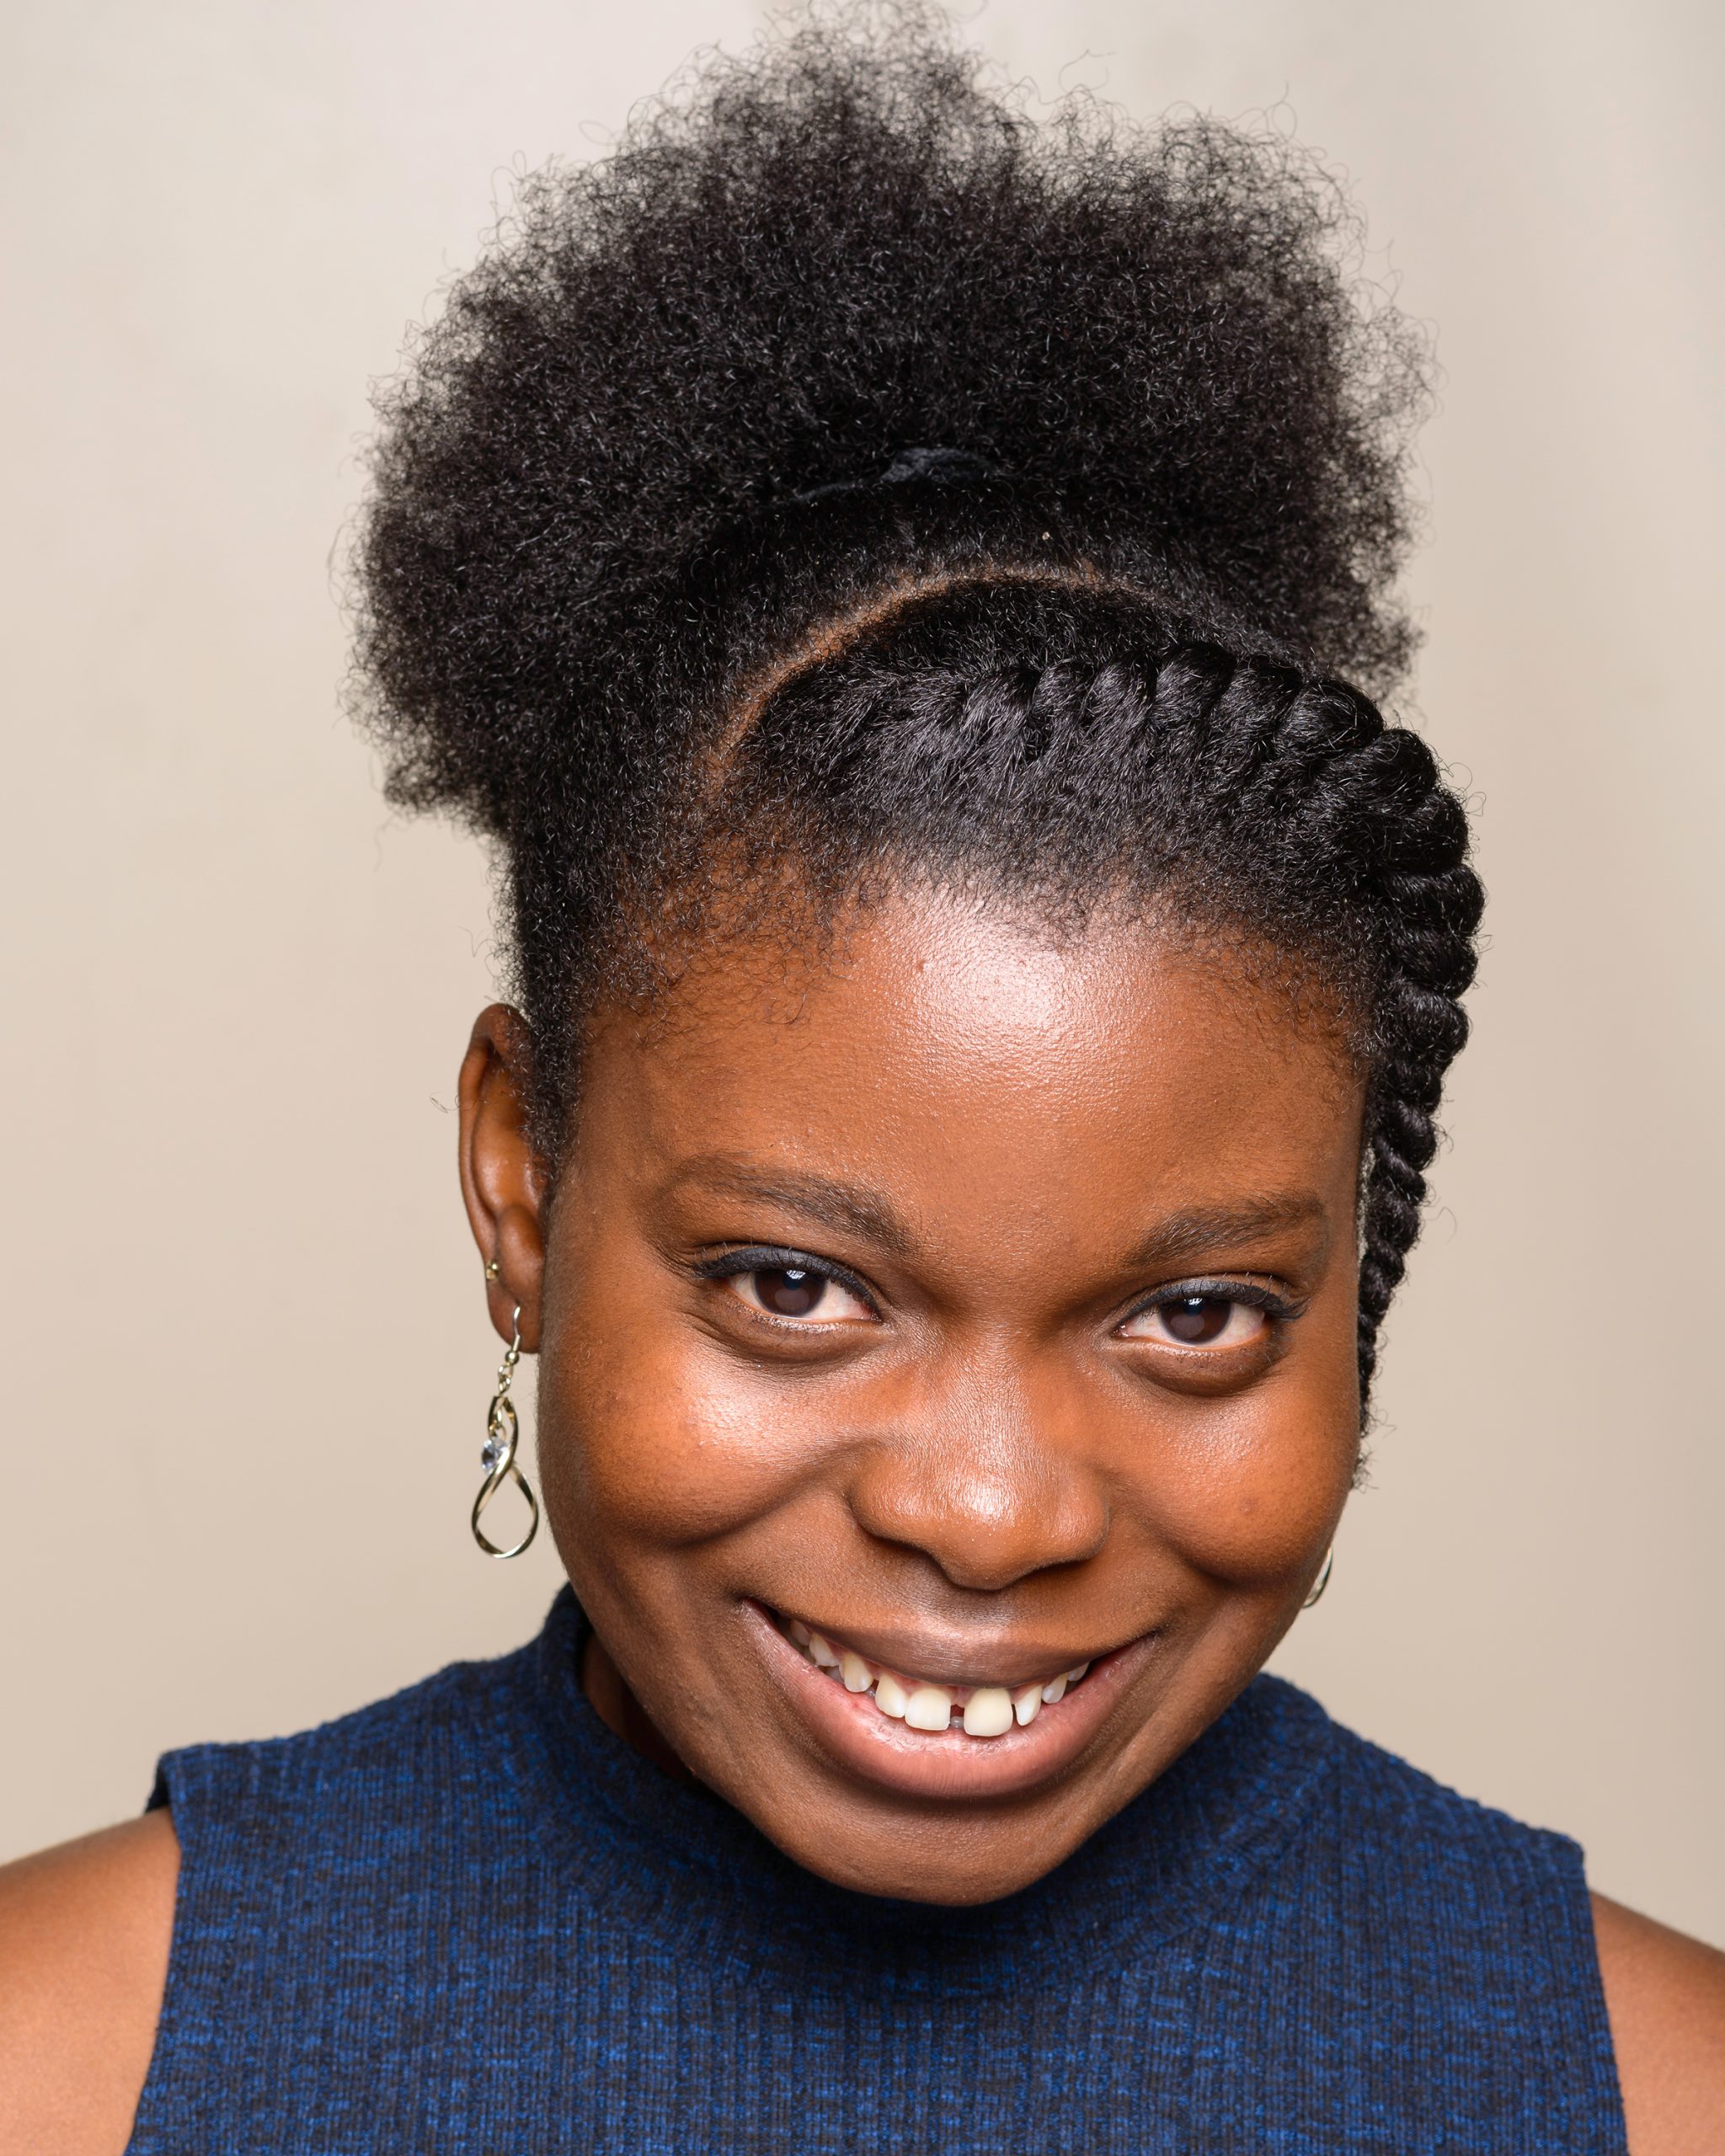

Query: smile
<box><xmin>752</xmin><ymin>1603</ymin><xmax>1148</xmax><ymax>1802</ymax></box>
<box><xmin>777</xmin><ymin>1614</ymin><xmax>1093</xmax><ymax>1737</ymax></box>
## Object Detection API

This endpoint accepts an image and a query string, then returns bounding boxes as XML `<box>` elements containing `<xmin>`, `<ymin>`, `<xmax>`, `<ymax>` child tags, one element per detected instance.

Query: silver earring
<box><xmin>471</xmin><ymin>1302</ymin><xmax>540</xmax><ymax>1559</ymax></box>
<box><xmin>1302</xmin><ymin>1545</ymin><xmax>1334</xmax><ymax>1609</ymax></box>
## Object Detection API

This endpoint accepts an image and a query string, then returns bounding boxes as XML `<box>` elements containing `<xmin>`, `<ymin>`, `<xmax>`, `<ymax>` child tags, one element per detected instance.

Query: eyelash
<box><xmin>1121</xmin><ymin>1278</ymin><xmax>1303</xmax><ymax>1331</ymax></box>
<box><xmin>692</xmin><ymin>1246</ymin><xmax>880</xmax><ymax>1317</ymax></box>
<box><xmin>693</xmin><ymin>1250</ymin><xmax>1303</xmax><ymax>1337</ymax></box>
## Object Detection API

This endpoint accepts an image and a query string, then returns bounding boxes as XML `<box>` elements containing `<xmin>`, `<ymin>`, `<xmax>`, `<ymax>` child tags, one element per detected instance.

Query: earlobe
<box><xmin>457</xmin><ymin>1003</ymin><xmax>549</xmax><ymax>1353</ymax></box>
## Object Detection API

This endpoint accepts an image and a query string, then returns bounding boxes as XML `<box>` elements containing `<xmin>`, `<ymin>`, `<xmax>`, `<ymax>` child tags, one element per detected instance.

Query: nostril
<box><xmin>848</xmin><ymin>1459</ymin><xmax>1110</xmax><ymax>1593</ymax></box>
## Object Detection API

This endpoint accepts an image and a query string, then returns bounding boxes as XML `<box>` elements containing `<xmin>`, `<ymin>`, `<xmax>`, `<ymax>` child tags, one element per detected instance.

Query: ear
<box><xmin>457</xmin><ymin>1004</ymin><xmax>551</xmax><ymax>1353</ymax></box>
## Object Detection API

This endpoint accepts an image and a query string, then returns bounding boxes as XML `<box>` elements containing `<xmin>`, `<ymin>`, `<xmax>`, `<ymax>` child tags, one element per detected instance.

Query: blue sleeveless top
<box><xmin>127</xmin><ymin>1590</ymin><xmax>1626</xmax><ymax>2153</ymax></box>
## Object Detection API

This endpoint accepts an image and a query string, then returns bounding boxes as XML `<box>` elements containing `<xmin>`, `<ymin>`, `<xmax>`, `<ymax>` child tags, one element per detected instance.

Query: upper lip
<box><xmin>762</xmin><ymin>1602</ymin><xmax>1135</xmax><ymax>1689</ymax></box>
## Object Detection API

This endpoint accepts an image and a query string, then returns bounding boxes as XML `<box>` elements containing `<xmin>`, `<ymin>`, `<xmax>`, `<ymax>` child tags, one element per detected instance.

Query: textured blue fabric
<box><xmin>127</xmin><ymin>1590</ymin><xmax>1626</xmax><ymax>2153</ymax></box>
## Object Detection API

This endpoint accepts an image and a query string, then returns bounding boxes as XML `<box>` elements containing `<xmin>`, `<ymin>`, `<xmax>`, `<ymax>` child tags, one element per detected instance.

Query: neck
<box><xmin>579</xmin><ymin>1625</ymin><xmax>700</xmax><ymax>1785</ymax></box>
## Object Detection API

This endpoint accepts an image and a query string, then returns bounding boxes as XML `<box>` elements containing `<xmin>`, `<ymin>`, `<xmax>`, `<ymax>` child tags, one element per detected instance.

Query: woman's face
<box><xmin>462</xmin><ymin>886</ymin><xmax>1365</xmax><ymax>1904</ymax></box>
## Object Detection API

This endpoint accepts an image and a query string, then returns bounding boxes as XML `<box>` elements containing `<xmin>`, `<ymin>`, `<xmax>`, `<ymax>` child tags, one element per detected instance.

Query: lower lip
<box><xmin>746</xmin><ymin>1604</ymin><xmax>1152</xmax><ymax>1801</ymax></box>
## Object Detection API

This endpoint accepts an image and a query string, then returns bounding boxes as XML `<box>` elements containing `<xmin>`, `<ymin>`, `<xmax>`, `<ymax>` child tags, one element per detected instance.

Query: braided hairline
<box><xmin>1354</xmin><ymin>978</ymin><xmax>1477</xmax><ymax>1406</ymax></box>
<box><xmin>1123</xmin><ymin>653</ymin><xmax>1478</xmax><ymax>1417</ymax></box>
<box><xmin>708</xmin><ymin>584</ymin><xmax>1478</xmax><ymax>1422</ymax></box>
<box><xmin>1222</xmin><ymin>675</ymin><xmax>1477</xmax><ymax>1417</ymax></box>
<box><xmin>1346</xmin><ymin>836</ymin><xmax>1479</xmax><ymax>1413</ymax></box>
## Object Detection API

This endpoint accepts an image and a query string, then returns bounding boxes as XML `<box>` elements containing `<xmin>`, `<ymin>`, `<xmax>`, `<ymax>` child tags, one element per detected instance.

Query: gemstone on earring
<box><xmin>480</xmin><ymin>1434</ymin><xmax>505</xmax><ymax>1472</ymax></box>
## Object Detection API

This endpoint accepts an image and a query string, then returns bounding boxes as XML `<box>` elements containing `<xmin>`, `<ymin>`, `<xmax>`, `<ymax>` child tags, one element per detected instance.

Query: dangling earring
<box><xmin>1302</xmin><ymin>1545</ymin><xmax>1334</xmax><ymax>1609</ymax></box>
<box><xmin>472</xmin><ymin>1291</ymin><xmax>540</xmax><ymax>1559</ymax></box>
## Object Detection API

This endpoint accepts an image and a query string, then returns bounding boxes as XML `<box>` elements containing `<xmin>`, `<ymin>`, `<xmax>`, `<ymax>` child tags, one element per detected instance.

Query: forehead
<box><xmin>576</xmin><ymin>886</ymin><xmax>1365</xmax><ymax>1251</ymax></box>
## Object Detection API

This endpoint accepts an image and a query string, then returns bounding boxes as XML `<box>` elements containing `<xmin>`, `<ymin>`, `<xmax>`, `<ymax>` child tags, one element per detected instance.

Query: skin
<box><xmin>0</xmin><ymin>886</ymin><xmax>1720</xmax><ymax>2150</ymax></box>
<box><xmin>482</xmin><ymin>890</ymin><xmax>1368</xmax><ymax>1902</ymax></box>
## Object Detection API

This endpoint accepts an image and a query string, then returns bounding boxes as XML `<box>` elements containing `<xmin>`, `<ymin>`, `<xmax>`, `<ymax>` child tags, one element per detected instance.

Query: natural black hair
<box><xmin>353</xmin><ymin>4</ymin><xmax>1482</xmax><ymax>1413</ymax></box>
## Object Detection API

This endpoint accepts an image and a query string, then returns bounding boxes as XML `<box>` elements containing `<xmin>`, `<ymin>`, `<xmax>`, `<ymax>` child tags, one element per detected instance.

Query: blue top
<box><xmin>127</xmin><ymin>1589</ymin><xmax>1626</xmax><ymax>2153</ymax></box>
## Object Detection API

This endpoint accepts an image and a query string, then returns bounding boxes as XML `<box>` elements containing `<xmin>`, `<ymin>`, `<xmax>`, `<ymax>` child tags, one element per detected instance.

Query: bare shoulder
<box><xmin>0</xmin><ymin>1812</ymin><xmax>179</xmax><ymax>2156</ymax></box>
<box><xmin>1593</xmin><ymin>1891</ymin><xmax>1725</xmax><ymax>2156</ymax></box>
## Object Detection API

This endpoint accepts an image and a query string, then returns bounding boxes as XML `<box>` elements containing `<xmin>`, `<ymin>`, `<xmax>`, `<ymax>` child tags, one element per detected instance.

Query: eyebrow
<box><xmin>667</xmin><ymin>1156</ymin><xmax>917</xmax><ymax>1257</ymax></box>
<box><xmin>1122</xmin><ymin>1196</ymin><xmax>1330</xmax><ymax>1273</ymax></box>
<box><xmin>668</xmin><ymin>1159</ymin><xmax>1327</xmax><ymax>1273</ymax></box>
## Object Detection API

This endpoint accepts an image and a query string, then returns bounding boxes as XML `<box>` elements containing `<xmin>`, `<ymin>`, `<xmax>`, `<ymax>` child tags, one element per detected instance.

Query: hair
<box><xmin>352</xmin><ymin>3</ymin><xmax>1482</xmax><ymax>1416</ymax></box>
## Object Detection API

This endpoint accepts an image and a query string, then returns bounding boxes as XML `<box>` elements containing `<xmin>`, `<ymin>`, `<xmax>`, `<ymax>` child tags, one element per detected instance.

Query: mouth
<box><xmin>750</xmin><ymin>1603</ymin><xmax>1151</xmax><ymax>1801</ymax></box>
<box><xmin>780</xmin><ymin>1612</ymin><xmax>1095</xmax><ymax>1732</ymax></box>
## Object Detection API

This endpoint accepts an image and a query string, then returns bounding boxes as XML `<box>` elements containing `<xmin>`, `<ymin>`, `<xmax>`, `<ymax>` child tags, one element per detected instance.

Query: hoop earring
<box><xmin>471</xmin><ymin>1304</ymin><xmax>540</xmax><ymax>1559</ymax></box>
<box><xmin>1302</xmin><ymin>1545</ymin><xmax>1334</xmax><ymax>1609</ymax></box>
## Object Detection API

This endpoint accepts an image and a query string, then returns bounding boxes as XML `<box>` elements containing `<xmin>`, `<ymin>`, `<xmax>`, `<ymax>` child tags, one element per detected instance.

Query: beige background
<box><xmin>3</xmin><ymin>0</ymin><xmax>1720</xmax><ymax>1944</ymax></box>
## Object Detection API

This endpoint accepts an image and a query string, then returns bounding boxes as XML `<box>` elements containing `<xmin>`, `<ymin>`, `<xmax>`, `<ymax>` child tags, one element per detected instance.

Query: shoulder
<box><xmin>147</xmin><ymin>1641</ymin><xmax>542</xmax><ymax>1851</ymax></box>
<box><xmin>1593</xmin><ymin>1892</ymin><xmax>1725</xmax><ymax>2156</ymax></box>
<box><xmin>0</xmin><ymin>1632</ymin><xmax>550</xmax><ymax>2156</ymax></box>
<box><xmin>1271</xmin><ymin>1678</ymin><xmax>1589</xmax><ymax>1892</ymax></box>
<box><xmin>1306</xmin><ymin>1695</ymin><xmax>1598</xmax><ymax>1919</ymax></box>
<box><xmin>0</xmin><ymin>1812</ymin><xmax>179</xmax><ymax>2156</ymax></box>
<box><xmin>1299</xmin><ymin>1691</ymin><xmax>1725</xmax><ymax>2151</ymax></box>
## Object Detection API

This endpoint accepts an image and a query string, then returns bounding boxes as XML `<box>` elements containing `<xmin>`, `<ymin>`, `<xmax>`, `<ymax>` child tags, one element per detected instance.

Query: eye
<box><xmin>720</xmin><ymin>1263</ymin><xmax>875</xmax><ymax>1325</ymax></box>
<box><xmin>1119</xmin><ymin>1293</ymin><xmax>1273</xmax><ymax>1350</ymax></box>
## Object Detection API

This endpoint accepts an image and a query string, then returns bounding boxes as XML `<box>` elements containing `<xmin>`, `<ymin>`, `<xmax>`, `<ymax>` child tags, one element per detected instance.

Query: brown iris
<box><xmin>1159</xmin><ymin>1296</ymin><xmax>1236</xmax><ymax>1345</ymax></box>
<box><xmin>754</xmin><ymin>1267</ymin><xmax>827</xmax><ymax>1317</ymax></box>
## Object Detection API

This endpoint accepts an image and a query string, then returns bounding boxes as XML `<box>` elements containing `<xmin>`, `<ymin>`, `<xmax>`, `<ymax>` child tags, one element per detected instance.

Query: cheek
<box><xmin>537</xmin><ymin>1266</ymin><xmax>821</xmax><ymax>1554</ymax></box>
<box><xmin>1124</xmin><ymin>1342</ymin><xmax>1358</xmax><ymax>1582</ymax></box>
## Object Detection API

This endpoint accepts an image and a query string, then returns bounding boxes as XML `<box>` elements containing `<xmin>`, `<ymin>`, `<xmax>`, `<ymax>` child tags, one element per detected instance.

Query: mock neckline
<box><xmin>517</xmin><ymin>1587</ymin><xmax>1336</xmax><ymax>1990</ymax></box>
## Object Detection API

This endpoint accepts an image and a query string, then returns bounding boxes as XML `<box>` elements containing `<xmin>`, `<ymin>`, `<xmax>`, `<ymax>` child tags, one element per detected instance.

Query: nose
<box><xmin>842</xmin><ymin>1349</ymin><xmax>1111</xmax><ymax>1592</ymax></box>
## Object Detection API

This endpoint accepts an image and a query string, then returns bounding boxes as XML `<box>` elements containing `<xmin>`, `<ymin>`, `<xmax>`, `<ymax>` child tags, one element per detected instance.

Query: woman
<box><xmin>3</xmin><ymin>10</ymin><xmax>1720</xmax><ymax>2150</ymax></box>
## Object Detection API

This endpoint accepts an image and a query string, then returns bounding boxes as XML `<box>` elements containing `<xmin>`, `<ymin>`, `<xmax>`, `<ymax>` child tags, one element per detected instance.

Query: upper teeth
<box><xmin>784</xmin><ymin>1620</ymin><xmax>1095</xmax><ymax>1737</ymax></box>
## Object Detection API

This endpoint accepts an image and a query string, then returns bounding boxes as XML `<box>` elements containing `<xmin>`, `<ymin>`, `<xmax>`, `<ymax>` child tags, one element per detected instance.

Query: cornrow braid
<box><xmin>1235</xmin><ymin>683</ymin><xmax>1482</xmax><ymax>1398</ymax></box>
<box><xmin>1177</xmin><ymin>666</ymin><xmax>1483</xmax><ymax>1394</ymax></box>
<box><xmin>706</xmin><ymin>584</ymin><xmax>1481</xmax><ymax>1417</ymax></box>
